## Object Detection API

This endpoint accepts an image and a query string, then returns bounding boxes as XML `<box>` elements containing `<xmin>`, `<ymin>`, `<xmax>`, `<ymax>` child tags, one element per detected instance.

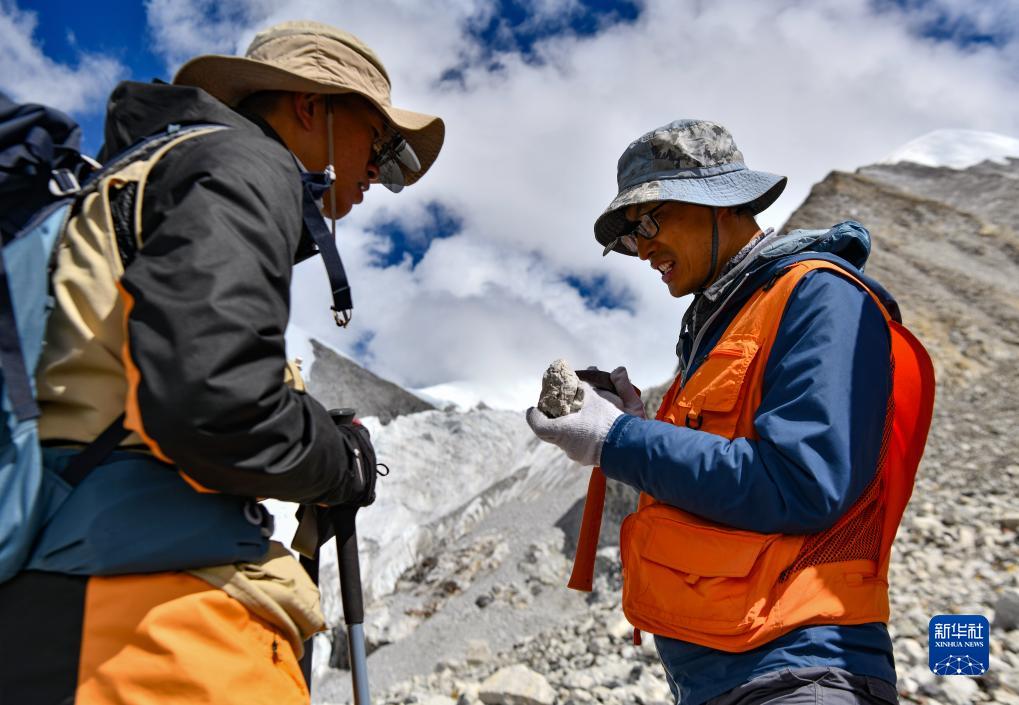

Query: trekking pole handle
<box><xmin>331</xmin><ymin>407</ymin><xmax>357</xmax><ymax>426</ymax></box>
<box><xmin>328</xmin><ymin>408</ymin><xmax>366</xmax><ymax>626</ymax></box>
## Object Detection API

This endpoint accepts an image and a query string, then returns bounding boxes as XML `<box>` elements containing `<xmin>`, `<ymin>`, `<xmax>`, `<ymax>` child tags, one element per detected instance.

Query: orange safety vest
<box><xmin>568</xmin><ymin>259</ymin><xmax>935</xmax><ymax>652</ymax></box>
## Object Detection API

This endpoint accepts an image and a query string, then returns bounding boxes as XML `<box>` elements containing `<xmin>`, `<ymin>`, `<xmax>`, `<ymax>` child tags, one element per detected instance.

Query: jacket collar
<box><xmin>677</xmin><ymin>220</ymin><xmax>899</xmax><ymax>375</ymax></box>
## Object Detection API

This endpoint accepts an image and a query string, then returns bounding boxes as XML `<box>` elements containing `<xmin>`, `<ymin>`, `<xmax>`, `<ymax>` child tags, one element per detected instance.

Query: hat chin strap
<box><xmin>694</xmin><ymin>207</ymin><xmax>720</xmax><ymax>294</ymax></box>
<box><xmin>326</xmin><ymin>99</ymin><xmax>338</xmax><ymax>240</ymax></box>
<box><xmin>301</xmin><ymin>98</ymin><xmax>352</xmax><ymax>328</ymax></box>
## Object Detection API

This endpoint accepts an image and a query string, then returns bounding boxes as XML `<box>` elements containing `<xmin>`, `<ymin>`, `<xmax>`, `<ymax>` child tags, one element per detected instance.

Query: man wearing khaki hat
<box><xmin>0</xmin><ymin>20</ymin><xmax>442</xmax><ymax>705</ymax></box>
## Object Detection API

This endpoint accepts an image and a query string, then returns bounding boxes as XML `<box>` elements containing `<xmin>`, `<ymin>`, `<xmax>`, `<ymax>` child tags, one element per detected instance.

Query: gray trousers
<box><xmin>703</xmin><ymin>668</ymin><xmax>899</xmax><ymax>705</ymax></box>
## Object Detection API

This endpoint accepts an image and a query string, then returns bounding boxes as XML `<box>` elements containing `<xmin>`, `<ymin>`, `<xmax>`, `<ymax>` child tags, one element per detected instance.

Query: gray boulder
<box><xmin>479</xmin><ymin>665</ymin><xmax>556</xmax><ymax>705</ymax></box>
<box><xmin>994</xmin><ymin>589</ymin><xmax>1019</xmax><ymax>631</ymax></box>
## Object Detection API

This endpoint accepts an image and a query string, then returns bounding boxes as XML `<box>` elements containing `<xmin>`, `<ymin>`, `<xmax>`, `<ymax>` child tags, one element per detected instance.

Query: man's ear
<box><xmin>292</xmin><ymin>92</ymin><xmax>319</xmax><ymax>132</ymax></box>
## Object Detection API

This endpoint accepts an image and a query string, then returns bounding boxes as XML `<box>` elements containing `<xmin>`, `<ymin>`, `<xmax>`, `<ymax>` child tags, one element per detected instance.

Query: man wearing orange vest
<box><xmin>527</xmin><ymin>120</ymin><xmax>934</xmax><ymax>705</ymax></box>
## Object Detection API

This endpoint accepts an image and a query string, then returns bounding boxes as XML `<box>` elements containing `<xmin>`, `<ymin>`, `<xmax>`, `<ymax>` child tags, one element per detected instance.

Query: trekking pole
<box><xmin>331</xmin><ymin>505</ymin><xmax>371</xmax><ymax>705</ymax></box>
<box><xmin>295</xmin><ymin>408</ymin><xmax>373</xmax><ymax>705</ymax></box>
<box><xmin>328</xmin><ymin>407</ymin><xmax>371</xmax><ymax>705</ymax></box>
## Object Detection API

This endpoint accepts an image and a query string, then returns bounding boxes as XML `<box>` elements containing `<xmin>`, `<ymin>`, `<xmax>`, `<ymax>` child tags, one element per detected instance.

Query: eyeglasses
<box><xmin>602</xmin><ymin>203</ymin><xmax>666</xmax><ymax>256</ymax></box>
<box><xmin>372</xmin><ymin>127</ymin><xmax>421</xmax><ymax>194</ymax></box>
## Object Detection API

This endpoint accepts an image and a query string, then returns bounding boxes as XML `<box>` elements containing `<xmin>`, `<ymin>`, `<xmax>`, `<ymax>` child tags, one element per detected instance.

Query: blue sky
<box><xmin>20</xmin><ymin>0</ymin><xmax>164</xmax><ymax>153</ymax></box>
<box><xmin>877</xmin><ymin>0</ymin><xmax>1015</xmax><ymax>47</ymax></box>
<box><xmin>5</xmin><ymin>0</ymin><xmax>1018</xmax><ymax>407</ymax></box>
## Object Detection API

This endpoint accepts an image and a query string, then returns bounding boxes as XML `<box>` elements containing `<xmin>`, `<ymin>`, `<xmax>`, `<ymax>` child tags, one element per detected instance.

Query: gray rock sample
<box><xmin>479</xmin><ymin>664</ymin><xmax>556</xmax><ymax>705</ymax></box>
<box><xmin>536</xmin><ymin>359</ymin><xmax>584</xmax><ymax>418</ymax></box>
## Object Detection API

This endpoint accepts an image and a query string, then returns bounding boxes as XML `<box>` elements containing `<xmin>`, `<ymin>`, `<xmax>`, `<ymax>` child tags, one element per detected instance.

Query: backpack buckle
<box><xmin>48</xmin><ymin>169</ymin><xmax>81</xmax><ymax>197</ymax></box>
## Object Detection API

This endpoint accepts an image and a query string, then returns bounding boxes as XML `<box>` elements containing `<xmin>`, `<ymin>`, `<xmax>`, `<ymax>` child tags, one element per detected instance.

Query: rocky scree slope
<box><xmin>780</xmin><ymin>157</ymin><xmax>1019</xmax><ymax>705</ymax></box>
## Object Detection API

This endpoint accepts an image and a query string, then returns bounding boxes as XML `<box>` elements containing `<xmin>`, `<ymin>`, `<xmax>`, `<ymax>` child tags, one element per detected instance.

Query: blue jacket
<box><xmin>600</xmin><ymin>222</ymin><xmax>898</xmax><ymax>705</ymax></box>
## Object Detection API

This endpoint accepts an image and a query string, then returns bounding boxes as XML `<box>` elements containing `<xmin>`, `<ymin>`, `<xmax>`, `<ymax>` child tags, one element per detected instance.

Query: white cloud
<box><xmin>0</xmin><ymin>1</ymin><xmax>125</xmax><ymax>113</ymax></box>
<box><xmin>144</xmin><ymin>0</ymin><xmax>281</xmax><ymax>71</ymax></box>
<box><xmin>144</xmin><ymin>0</ymin><xmax>1019</xmax><ymax>408</ymax></box>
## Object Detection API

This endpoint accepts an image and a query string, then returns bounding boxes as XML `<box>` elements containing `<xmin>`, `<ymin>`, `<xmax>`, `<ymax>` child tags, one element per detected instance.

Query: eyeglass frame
<box><xmin>602</xmin><ymin>202</ymin><xmax>667</xmax><ymax>256</ymax></box>
<box><xmin>371</xmin><ymin>125</ymin><xmax>421</xmax><ymax>193</ymax></box>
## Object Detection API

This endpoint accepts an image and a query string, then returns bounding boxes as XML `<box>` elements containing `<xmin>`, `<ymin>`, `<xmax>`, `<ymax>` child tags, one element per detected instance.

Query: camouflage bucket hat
<box><xmin>595</xmin><ymin>120</ymin><xmax>787</xmax><ymax>255</ymax></box>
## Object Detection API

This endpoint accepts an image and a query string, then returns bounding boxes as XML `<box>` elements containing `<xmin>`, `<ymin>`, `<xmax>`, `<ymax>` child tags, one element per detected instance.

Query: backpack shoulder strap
<box><xmin>54</xmin><ymin>126</ymin><xmax>230</xmax><ymax>481</ymax></box>
<box><xmin>61</xmin><ymin>413</ymin><xmax>129</xmax><ymax>486</ymax></box>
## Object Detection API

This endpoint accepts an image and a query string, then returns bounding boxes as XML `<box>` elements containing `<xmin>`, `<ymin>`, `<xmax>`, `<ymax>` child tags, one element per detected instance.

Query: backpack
<box><xmin>0</xmin><ymin>93</ymin><xmax>99</xmax><ymax>582</ymax></box>
<box><xmin>0</xmin><ymin>94</ymin><xmax>271</xmax><ymax>582</ymax></box>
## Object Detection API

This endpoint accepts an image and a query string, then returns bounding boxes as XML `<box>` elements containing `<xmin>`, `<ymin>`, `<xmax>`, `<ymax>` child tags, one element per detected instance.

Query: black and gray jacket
<box><xmin>102</xmin><ymin>81</ymin><xmax>357</xmax><ymax>505</ymax></box>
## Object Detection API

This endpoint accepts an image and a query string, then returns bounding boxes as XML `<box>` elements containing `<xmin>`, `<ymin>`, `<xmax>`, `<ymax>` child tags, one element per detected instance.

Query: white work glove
<box><xmin>525</xmin><ymin>382</ymin><xmax>623</xmax><ymax>467</ymax></box>
<box><xmin>590</xmin><ymin>366</ymin><xmax>647</xmax><ymax>419</ymax></box>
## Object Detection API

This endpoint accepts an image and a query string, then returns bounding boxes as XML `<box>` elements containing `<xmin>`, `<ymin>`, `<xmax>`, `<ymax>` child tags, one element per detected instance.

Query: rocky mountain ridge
<box><xmin>307</xmin><ymin>339</ymin><xmax>436</xmax><ymax>423</ymax></box>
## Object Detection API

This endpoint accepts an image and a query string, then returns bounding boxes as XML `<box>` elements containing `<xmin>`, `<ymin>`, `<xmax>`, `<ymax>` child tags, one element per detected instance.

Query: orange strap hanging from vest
<box><xmin>567</xmin><ymin>376</ymin><xmax>643</xmax><ymax>593</ymax></box>
<box><xmin>567</xmin><ymin>467</ymin><xmax>606</xmax><ymax>592</ymax></box>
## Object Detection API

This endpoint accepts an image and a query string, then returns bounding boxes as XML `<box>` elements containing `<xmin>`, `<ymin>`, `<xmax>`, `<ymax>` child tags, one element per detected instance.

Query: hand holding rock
<box><xmin>526</xmin><ymin>381</ymin><xmax>622</xmax><ymax>467</ymax></box>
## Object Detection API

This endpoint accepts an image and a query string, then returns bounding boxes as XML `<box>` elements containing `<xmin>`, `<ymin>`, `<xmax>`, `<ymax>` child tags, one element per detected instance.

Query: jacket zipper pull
<box><xmin>633</xmin><ymin>628</ymin><xmax>642</xmax><ymax>646</ymax></box>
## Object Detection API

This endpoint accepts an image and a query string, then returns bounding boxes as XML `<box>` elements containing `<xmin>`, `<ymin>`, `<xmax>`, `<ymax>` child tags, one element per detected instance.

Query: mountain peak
<box><xmin>881</xmin><ymin>129</ymin><xmax>1019</xmax><ymax>170</ymax></box>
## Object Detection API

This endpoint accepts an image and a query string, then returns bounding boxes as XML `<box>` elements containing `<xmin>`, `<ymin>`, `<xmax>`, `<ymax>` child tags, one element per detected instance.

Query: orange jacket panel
<box><xmin>76</xmin><ymin>572</ymin><xmax>308</xmax><ymax>705</ymax></box>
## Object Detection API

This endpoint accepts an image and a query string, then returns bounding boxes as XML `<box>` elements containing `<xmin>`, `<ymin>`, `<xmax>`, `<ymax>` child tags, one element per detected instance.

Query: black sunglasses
<box><xmin>372</xmin><ymin>127</ymin><xmax>421</xmax><ymax>194</ymax></box>
<box><xmin>602</xmin><ymin>203</ymin><xmax>666</xmax><ymax>256</ymax></box>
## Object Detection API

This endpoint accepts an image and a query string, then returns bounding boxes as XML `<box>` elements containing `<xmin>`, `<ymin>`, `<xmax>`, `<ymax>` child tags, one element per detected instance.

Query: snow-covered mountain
<box><xmin>881</xmin><ymin>128</ymin><xmax>1019</xmax><ymax>170</ymax></box>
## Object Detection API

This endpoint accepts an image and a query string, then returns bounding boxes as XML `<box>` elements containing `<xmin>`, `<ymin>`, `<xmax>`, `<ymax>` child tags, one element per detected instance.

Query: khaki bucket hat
<box><xmin>173</xmin><ymin>20</ymin><xmax>444</xmax><ymax>186</ymax></box>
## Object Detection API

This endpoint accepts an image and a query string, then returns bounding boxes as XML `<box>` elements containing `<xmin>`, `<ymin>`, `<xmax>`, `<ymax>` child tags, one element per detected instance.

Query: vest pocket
<box><xmin>621</xmin><ymin>504</ymin><xmax>802</xmax><ymax>637</ymax></box>
<box><xmin>671</xmin><ymin>335</ymin><xmax>759</xmax><ymax>435</ymax></box>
